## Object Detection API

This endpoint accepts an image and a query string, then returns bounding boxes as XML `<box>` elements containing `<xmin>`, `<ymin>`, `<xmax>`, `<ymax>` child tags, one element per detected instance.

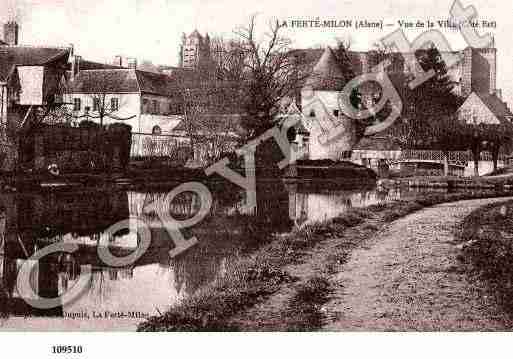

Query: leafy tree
<box><xmin>388</xmin><ymin>46</ymin><xmax>465</xmax><ymax>175</ymax></box>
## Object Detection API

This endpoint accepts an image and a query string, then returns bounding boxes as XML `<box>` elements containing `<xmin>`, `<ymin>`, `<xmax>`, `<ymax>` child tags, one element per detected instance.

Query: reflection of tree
<box><xmin>17</xmin><ymin>190</ymin><xmax>128</xmax><ymax>239</ymax></box>
<box><xmin>89</xmin><ymin>270</ymin><xmax>109</xmax><ymax>303</ymax></box>
<box><xmin>165</xmin><ymin>182</ymin><xmax>292</xmax><ymax>296</ymax></box>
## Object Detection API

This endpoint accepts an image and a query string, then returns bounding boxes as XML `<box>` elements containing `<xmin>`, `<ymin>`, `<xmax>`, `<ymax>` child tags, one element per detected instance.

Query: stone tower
<box><xmin>460</xmin><ymin>38</ymin><xmax>497</xmax><ymax>97</ymax></box>
<box><xmin>3</xmin><ymin>21</ymin><xmax>19</xmax><ymax>46</ymax></box>
<box><xmin>179</xmin><ymin>30</ymin><xmax>211</xmax><ymax>69</ymax></box>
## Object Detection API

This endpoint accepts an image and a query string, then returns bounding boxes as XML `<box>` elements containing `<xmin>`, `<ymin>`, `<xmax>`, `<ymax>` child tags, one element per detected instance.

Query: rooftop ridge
<box><xmin>0</xmin><ymin>44</ymin><xmax>72</xmax><ymax>50</ymax></box>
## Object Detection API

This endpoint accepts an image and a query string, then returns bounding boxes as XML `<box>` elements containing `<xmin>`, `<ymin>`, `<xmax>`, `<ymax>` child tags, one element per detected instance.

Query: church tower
<box><xmin>179</xmin><ymin>30</ymin><xmax>211</xmax><ymax>69</ymax></box>
<box><xmin>3</xmin><ymin>21</ymin><xmax>19</xmax><ymax>46</ymax></box>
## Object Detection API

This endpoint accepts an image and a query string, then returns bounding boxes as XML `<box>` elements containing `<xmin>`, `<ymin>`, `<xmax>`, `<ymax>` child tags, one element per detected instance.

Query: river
<box><xmin>0</xmin><ymin>181</ymin><xmax>445</xmax><ymax>331</ymax></box>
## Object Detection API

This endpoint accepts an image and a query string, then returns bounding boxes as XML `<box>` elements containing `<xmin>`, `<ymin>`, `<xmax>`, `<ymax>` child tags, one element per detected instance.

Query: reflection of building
<box><xmin>0</xmin><ymin>190</ymin><xmax>129</xmax><ymax>318</ymax></box>
<box><xmin>286</xmin><ymin>183</ymin><xmax>402</xmax><ymax>227</ymax></box>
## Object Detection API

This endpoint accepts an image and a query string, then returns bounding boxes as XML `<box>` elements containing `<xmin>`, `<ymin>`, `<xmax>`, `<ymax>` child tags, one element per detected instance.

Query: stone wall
<box><xmin>20</xmin><ymin>123</ymin><xmax>131</xmax><ymax>173</ymax></box>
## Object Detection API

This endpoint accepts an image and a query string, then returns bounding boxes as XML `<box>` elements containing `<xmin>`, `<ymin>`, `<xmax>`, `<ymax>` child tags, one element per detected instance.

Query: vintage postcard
<box><xmin>0</xmin><ymin>0</ymin><xmax>512</xmax><ymax>351</ymax></box>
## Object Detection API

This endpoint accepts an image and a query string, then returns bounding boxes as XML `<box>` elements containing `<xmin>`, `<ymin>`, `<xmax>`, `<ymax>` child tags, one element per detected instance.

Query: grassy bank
<box><xmin>458</xmin><ymin>199</ymin><xmax>513</xmax><ymax>319</ymax></box>
<box><xmin>138</xmin><ymin>189</ymin><xmax>513</xmax><ymax>331</ymax></box>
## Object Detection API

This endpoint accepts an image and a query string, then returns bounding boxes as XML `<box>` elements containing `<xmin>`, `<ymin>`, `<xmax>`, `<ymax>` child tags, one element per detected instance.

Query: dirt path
<box><xmin>323</xmin><ymin>197</ymin><xmax>513</xmax><ymax>331</ymax></box>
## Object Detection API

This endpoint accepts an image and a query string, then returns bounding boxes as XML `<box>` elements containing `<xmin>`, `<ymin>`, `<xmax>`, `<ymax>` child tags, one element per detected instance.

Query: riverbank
<box><xmin>2</xmin><ymin>160</ymin><xmax>377</xmax><ymax>191</ymax></box>
<box><xmin>379</xmin><ymin>175</ymin><xmax>513</xmax><ymax>191</ymax></box>
<box><xmin>138</xmin><ymin>189</ymin><xmax>513</xmax><ymax>331</ymax></box>
<box><xmin>458</xmin><ymin>199</ymin><xmax>513</xmax><ymax>321</ymax></box>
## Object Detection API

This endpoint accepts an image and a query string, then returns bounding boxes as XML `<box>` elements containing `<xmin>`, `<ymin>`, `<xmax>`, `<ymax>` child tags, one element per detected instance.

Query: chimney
<box><xmin>113</xmin><ymin>55</ymin><xmax>123</xmax><ymax>67</ymax></box>
<box><xmin>3</xmin><ymin>21</ymin><xmax>19</xmax><ymax>46</ymax></box>
<box><xmin>127</xmin><ymin>58</ymin><xmax>137</xmax><ymax>69</ymax></box>
<box><xmin>71</xmin><ymin>55</ymin><xmax>81</xmax><ymax>80</ymax></box>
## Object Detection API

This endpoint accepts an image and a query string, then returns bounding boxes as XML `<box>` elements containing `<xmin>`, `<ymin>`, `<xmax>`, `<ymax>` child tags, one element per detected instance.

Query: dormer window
<box><xmin>309</xmin><ymin>109</ymin><xmax>316</xmax><ymax>117</ymax></box>
<box><xmin>152</xmin><ymin>125</ymin><xmax>162</xmax><ymax>135</ymax></box>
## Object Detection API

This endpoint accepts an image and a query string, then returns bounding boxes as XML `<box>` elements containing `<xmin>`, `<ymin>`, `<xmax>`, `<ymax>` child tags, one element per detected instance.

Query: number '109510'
<box><xmin>51</xmin><ymin>345</ymin><xmax>83</xmax><ymax>354</ymax></box>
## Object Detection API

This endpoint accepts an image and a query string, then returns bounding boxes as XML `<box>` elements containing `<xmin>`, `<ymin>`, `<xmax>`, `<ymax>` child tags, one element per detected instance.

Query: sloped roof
<box><xmin>288</xmin><ymin>48</ymin><xmax>324</xmax><ymax>67</ymax></box>
<box><xmin>0</xmin><ymin>46</ymin><xmax>69</xmax><ymax>81</ymax></box>
<box><xmin>68</xmin><ymin>68</ymin><xmax>190</xmax><ymax>96</ymax></box>
<box><xmin>476</xmin><ymin>92</ymin><xmax>513</xmax><ymax>120</ymax></box>
<box><xmin>76</xmin><ymin>59</ymin><xmax>123</xmax><ymax>71</ymax></box>
<box><xmin>189</xmin><ymin>29</ymin><xmax>203</xmax><ymax>39</ymax></box>
<box><xmin>135</xmin><ymin>70</ymin><xmax>177</xmax><ymax>95</ymax></box>
<box><xmin>68</xmin><ymin>69</ymin><xmax>139</xmax><ymax>93</ymax></box>
<box><xmin>304</xmin><ymin>47</ymin><xmax>346</xmax><ymax>91</ymax></box>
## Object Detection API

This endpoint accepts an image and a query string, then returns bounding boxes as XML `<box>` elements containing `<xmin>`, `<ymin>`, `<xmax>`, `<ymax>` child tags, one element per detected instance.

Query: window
<box><xmin>152</xmin><ymin>100</ymin><xmax>159</xmax><ymax>115</ymax></box>
<box><xmin>73</xmin><ymin>98</ymin><xmax>81</xmax><ymax>111</ymax></box>
<box><xmin>309</xmin><ymin>109</ymin><xmax>316</xmax><ymax>117</ymax></box>
<box><xmin>84</xmin><ymin>106</ymin><xmax>90</xmax><ymax>115</ymax></box>
<box><xmin>333</xmin><ymin>109</ymin><xmax>339</xmax><ymax>117</ymax></box>
<box><xmin>111</xmin><ymin>98</ymin><xmax>119</xmax><ymax>111</ymax></box>
<box><xmin>142</xmin><ymin>98</ymin><xmax>150</xmax><ymax>113</ymax></box>
<box><xmin>93</xmin><ymin>98</ymin><xmax>100</xmax><ymax>111</ymax></box>
<box><xmin>152</xmin><ymin>125</ymin><xmax>162</xmax><ymax>135</ymax></box>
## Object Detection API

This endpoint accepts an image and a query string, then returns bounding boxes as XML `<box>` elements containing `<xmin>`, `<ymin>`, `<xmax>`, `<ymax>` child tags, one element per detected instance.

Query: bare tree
<box><xmin>232</xmin><ymin>14</ymin><xmax>307</xmax><ymax>140</ymax></box>
<box><xmin>206</xmin><ymin>36</ymin><xmax>245</xmax><ymax>81</ymax></box>
<box><xmin>178</xmin><ymin>80</ymin><xmax>240</xmax><ymax>164</ymax></box>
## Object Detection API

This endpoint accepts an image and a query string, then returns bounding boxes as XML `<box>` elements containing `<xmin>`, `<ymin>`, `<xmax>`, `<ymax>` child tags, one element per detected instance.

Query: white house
<box><xmin>65</xmin><ymin>64</ymin><xmax>187</xmax><ymax>135</ymax></box>
<box><xmin>299</xmin><ymin>47</ymin><xmax>356</xmax><ymax>161</ymax></box>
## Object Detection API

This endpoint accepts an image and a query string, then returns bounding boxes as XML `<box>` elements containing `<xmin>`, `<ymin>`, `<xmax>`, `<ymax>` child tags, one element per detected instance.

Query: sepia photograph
<box><xmin>0</xmin><ymin>0</ymin><xmax>512</xmax><ymax>355</ymax></box>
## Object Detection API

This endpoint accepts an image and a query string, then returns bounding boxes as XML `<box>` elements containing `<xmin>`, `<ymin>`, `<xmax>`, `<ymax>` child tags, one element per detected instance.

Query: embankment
<box><xmin>138</xmin><ymin>189</ymin><xmax>513</xmax><ymax>331</ymax></box>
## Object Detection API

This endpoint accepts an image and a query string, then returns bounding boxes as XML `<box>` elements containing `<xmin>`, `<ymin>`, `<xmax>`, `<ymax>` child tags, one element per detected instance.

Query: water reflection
<box><xmin>0</xmin><ymin>182</ymin><xmax>443</xmax><ymax>330</ymax></box>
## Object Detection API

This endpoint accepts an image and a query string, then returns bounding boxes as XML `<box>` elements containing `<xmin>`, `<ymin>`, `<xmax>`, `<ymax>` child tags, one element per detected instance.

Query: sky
<box><xmin>1</xmin><ymin>0</ymin><xmax>511</xmax><ymax>105</ymax></box>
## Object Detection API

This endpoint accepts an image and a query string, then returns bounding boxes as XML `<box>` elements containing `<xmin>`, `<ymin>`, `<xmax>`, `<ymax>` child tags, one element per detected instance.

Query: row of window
<box><xmin>142</xmin><ymin>98</ymin><xmax>183</xmax><ymax>115</ymax></box>
<box><xmin>72</xmin><ymin>97</ymin><xmax>184</xmax><ymax>116</ymax></box>
<box><xmin>73</xmin><ymin>98</ymin><xmax>119</xmax><ymax>112</ymax></box>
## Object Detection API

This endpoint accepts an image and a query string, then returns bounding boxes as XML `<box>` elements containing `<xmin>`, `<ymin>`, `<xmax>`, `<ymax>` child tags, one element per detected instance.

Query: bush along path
<box><xmin>458</xmin><ymin>199</ymin><xmax>513</xmax><ymax>323</ymax></box>
<box><xmin>138</xmin><ymin>191</ymin><xmax>513</xmax><ymax>331</ymax></box>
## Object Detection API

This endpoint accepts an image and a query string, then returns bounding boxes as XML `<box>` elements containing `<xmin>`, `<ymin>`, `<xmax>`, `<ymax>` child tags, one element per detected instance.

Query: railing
<box><xmin>400</xmin><ymin>149</ymin><xmax>508</xmax><ymax>163</ymax></box>
<box><xmin>131</xmin><ymin>133</ymin><xmax>190</xmax><ymax>158</ymax></box>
